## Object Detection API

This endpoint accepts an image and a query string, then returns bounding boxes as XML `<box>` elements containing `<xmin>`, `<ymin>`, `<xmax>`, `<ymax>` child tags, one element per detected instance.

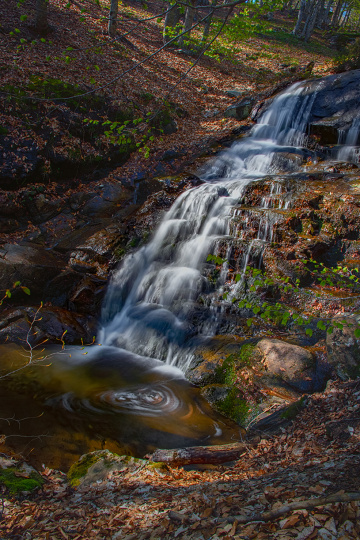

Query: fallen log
<box><xmin>148</xmin><ymin>441</ymin><xmax>251</xmax><ymax>466</ymax></box>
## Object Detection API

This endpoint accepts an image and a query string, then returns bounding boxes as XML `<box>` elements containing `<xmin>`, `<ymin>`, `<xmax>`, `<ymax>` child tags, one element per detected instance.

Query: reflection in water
<box><xmin>0</xmin><ymin>344</ymin><xmax>242</xmax><ymax>470</ymax></box>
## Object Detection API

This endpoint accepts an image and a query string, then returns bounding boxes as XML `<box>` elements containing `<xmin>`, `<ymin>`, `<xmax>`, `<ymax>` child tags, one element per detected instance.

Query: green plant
<box><xmin>0</xmin><ymin>281</ymin><xmax>30</xmax><ymax>306</ymax></box>
<box><xmin>222</xmin><ymin>259</ymin><xmax>360</xmax><ymax>338</ymax></box>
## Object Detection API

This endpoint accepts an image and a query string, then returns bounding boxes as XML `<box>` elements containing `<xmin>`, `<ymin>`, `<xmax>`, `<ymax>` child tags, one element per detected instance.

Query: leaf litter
<box><xmin>0</xmin><ymin>380</ymin><xmax>359</xmax><ymax>539</ymax></box>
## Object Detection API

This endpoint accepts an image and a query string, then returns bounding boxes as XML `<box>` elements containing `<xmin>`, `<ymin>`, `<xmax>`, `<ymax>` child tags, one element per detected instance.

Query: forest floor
<box><xmin>0</xmin><ymin>0</ymin><xmax>338</xmax><ymax>188</ymax></box>
<box><xmin>1</xmin><ymin>379</ymin><xmax>359</xmax><ymax>539</ymax></box>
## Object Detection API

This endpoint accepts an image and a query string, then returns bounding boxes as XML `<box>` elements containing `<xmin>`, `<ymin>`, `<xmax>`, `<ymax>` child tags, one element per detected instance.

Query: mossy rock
<box><xmin>67</xmin><ymin>450</ymin><xmax>146</xmax><ymax>488</ymax></box>
<box><xmin>201</xmin><ymin>384</ymin><xmax>250</xmax><ymax>426</ymax></box>
<box><xmin>0</xmin><ymin>465</ymin><xmax>44</xmax><ymax>496</ymax></box>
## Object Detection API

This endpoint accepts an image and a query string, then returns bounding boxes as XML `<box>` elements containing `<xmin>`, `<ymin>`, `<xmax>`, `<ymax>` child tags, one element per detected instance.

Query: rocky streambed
<box><xmin>1</xmin><ymin>69</ymin><xmax>360</xmax><ymax>470</ymax></box>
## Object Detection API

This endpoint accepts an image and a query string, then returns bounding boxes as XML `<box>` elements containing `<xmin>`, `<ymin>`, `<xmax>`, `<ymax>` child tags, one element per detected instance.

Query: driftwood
<box><xmin>148</xmin><ymin>442</ymin><xmax>250</xmax><ymax>466</ymax></box>
<box><xmin>220</xmin><ymin>491</ymin><xmax>360</xmax><ymax>525</ymax></box>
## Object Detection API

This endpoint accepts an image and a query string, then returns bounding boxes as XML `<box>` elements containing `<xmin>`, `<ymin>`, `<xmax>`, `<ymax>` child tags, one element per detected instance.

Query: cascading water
<box><xmin>99</xmin><ymin>80</ymin><xmax>322</xmax><ymax>371</ymax></box>
<box><xmin>337</xmin><ymin>116</ymin><xmax>360</xmax><ymax>163</ymax></box>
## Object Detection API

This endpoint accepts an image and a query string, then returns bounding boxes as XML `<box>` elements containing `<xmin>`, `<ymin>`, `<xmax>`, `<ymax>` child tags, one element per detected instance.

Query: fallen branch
<box><xmin>148</xmin><ymin>441</ymin><xmax>250</xmax><ymax>466</ymax></box>
<box><xmin>221</xmin><ymin>491</ymin><xmax>360</xmax><ymax>524</ymax></box>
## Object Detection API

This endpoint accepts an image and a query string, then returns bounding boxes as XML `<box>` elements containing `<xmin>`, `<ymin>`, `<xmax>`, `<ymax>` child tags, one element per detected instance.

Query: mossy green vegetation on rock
<box><xmin>201</xmin><ymin>384</ymin><xmax>251</xmax><ymax>426</ymax></box>
<box><xmin>215</xmin><ymin>342</ymin><xmax>257</xmax><ymax>385</ymax></box>
<box><xmin>67</xmin><ymin>450</ymin><xmax>147</xmax><ymax>488</ymax></box>
<box><xmin>0</xmin><ymin>467</ymin><xmax>43</xmax><ymax>495</ymax></box>
<box><xmin>216</xmin><ymin>388</ymin><xmax>251</xmax><ymax>425</ymax></box>
<box><xmin>67</xmin><ymin>452</ymin><xmax>103</xmax><ymax>487</ymax></box>
<box><xmin>280</xmin><ymin>396</ymin><xmax>307</xmax><ymax>420</ymax></box>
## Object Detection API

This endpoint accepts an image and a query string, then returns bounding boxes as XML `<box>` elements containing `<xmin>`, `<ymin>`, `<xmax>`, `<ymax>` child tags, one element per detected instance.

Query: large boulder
<box><xmin>256</xmin><ymin>338</ymin><xmax>316</xmax><ymax>392</ymax></box>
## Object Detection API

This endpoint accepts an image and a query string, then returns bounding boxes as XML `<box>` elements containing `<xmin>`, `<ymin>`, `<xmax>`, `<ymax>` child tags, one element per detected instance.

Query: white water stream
<box><xmin>337</xmin><ymin>116</ymin><xmax>360</xmax><ymax>163</ymax></box>
<box><xmin>99</xmin><ymin>79</ymin><xmax>340</xmax><ymax>372</ymax></box>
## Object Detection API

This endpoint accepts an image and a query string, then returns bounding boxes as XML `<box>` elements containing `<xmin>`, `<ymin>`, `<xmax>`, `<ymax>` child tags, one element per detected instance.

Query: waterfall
<box><xmin>99</xmin><ymin>80</ymin><xmax>322</xmax><ymax>371</ymax></box>
<box><xmin>337</xmin><ymin>116</ymin><xmax>360</xmax><ymax>163</ymax></box>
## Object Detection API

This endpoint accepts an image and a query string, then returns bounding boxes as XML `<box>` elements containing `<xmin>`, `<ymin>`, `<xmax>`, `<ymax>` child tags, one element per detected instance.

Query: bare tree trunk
<box><xmin>178</xmin><ymin>0</ymin><xmax>196</xmax><ymax>48</ymax></box>
<box><xmin>340</xmin><ymin>6</ymin><xmax>351</xmax><ymax>27</ymax></box>
<box><xmin>108</xmin><ymin>0</ymin><xmax>118</xmax><ymax>37</ymax></box>
<box><xmin>331</xmin><ymin>0</ymin><xmax>343</xmax><ymax>27</ymax></box>
<box><xmin>302</xmin><ymin>0</ymin><xmax>321</xmax><ymax>40</ymax></box>
<box><xmin>315</xmin><ymin>0</ymin><xmax>325</xmax><ymax>26</ymax></box>
<box><xmin>201</xmin><ymin>0</ymin><xmax>218</xmax><ymax>45</ymax></box>
<box><xmin>35</xmin><ymin>0</ymin><xmax>49</xmax><ymax>34</ymax></box>
<box><xmin>292</xmin><ymin>0</ymin><xmax>307</xmax><ymax>35</ymax></box>
<box><xmin>163</xmin><ymin>3</ymin><xmax>181</xmax><ymax>44</ymax></box>
<box><xmin>321</xmin><ymin>0</ymin><xmax>334</xmax><ymax>27</ymax></box>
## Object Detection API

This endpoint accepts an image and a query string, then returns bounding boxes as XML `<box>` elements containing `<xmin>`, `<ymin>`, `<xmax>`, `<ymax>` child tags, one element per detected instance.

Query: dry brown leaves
<box><xmin>0</xmin><ymin>379</ymin><xmax>359</xmax><ymax>539</ymax></box>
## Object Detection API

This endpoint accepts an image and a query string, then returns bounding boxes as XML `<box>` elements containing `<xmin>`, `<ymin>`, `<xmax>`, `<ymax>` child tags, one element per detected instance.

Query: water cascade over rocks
<box><xmin>100</xmin><ymin>79</ymin><xmax>345</xmax><ymax>372</ymax></box>
<box><xmin>3</xmin><ymin>73</ymin><xmax>360</xmax><ymax>467</ymax></box>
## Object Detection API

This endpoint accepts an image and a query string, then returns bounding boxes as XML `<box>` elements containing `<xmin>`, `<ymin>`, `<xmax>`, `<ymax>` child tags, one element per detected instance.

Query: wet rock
<box><xmin>309</xmin><ymin>120</ymin><xmax>341</xmax><ymax>145</ymax></box>
<box><xmin>160</xmin><ymin>148</ymin><xmax>187</xmax><ymax>161</ymax></box>
<box><xmin>326</xmin><ymin>315</ymin><xmax>360</xmax><ymax>379</ymax></box>
<box><xmin>256</xmin><ymin>338</ymin><xmax>316</xmax><ymax>392</ymax></box>
<box><xmin>224</xmin><ymin>98</ymin><xmax>256</xmax><ymax>121</ymax></box>
<box><xmin>186</xmin><ymin>336</ymin><xmax>249</xmax><ymax>386</ymax></box>
<box><xmin>69</xmin><ymin>275</ymin><xmax>107</xmax><ymax>314</ymax></box>
<box><xmin>42</xmin><ymin>269</ymin><xmax>85</xmax><ymax>307</ymax></box>
<box><xmin>308</xmin><ymin>70</ymin><xmax>360</xmax><ymax>130</ymax></box>
<box><xmin>0</xmin><ymin>305</ymin><xmax>97</xmax><ymax>345</ymax></box>
<box><xmin>0</xmin><ymin>243</ymin><xmax>65</xmax><ymax>301</ymax></box>
<box><xmin>80</xmin><ymin>181</ymin><xmax>131</xmax><ymax>218</ymax></box>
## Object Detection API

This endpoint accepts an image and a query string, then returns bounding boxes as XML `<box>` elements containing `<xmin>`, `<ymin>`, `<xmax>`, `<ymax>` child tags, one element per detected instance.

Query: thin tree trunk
<box><xmin>108</xmin><ymin>0</ymin><xmax>118</xmax><ymax>37</ymax></box>
<box><xmin>340</xmin><ymin>6</ymin><xmax>351</xmax><ymax>27</ymax></box>
<box><xmin>163</xmin><ymin>3</ymin><xmax>181</xmax><ymax>44</ymax></box>
<box><xmin>322</xmin><ymin>0</ymin><xmax>334</xmax><ymax>27</ymax></box>
<box><xmin>178</xmin><ymin>0</ymin><xmax>196</xmax><ymax>48</ymax></box>
<box><xmin>315</xmin><ymin>0</ymin><xmax>325</xmax><ymax>26</ymax></box>
<box><xmin>331</xmin><ymin>0</ymin><xmax>343</xmax><ymax>27</ymax></box>
<box><xmin>201</xmin><ymin>0</ymin><xmax>219</xmax><ymax>45</ymax></box>
<box><xmin>35</xmin><ymin>0</ymin><xmax>49</xmax><ymax>34</ymax></box>
<box><xmin>302</xmin><ymin>0</ymin><xmax>321</xmax><ymax>40</ymax></box>
<box><xmin>292</xmin><ymin>0</ymin><xmax>307</xmax><ymax>35</ymax></box>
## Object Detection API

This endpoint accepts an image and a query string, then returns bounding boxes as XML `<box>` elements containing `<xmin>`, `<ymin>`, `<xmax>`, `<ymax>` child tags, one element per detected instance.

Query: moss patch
<box><xmin>280</xmin><ymin>396</ymin><xmax>306</xmax><ymax>420</ymax></box>
<box><xmin>67</xmin><ymin>453</ymin><xmax>102</xmax><ymax>487</ymax></box>
<box><xmin>215</xmin><ymin>342</ymin><xmax>256</xmax><ymax>384</ymax></box>
<box><xmin>0</xmin><ymin>467</ymin><xmax>43</xmax><ymax>495</ymax></box>
<box><xmin>216</xmin><ymin>388</ymin><xmax>250</xmax><ymax>425</ymax></box>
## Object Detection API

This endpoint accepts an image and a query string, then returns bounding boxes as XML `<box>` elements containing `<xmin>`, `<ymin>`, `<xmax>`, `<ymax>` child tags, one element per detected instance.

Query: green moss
<box><xmin>0</xmin><ymin>126</ymin><xmax>8</xmax><ymax>136</ymax></box>
<box><xmin>67</xmin><ymin>453</ymin><xmax>101</xmax><ymax>487</ymax></box>
<box><xmin>216</xmin><ymin>388</ymin><xmax>250</xmax><ymax>425</ymax></box>
<box><xmin>0</xmin><ymin>468</ymin><xmax>43</xmax><ymax>495</ymax></box>
<box><xmin>215</xmin><ymin>343</ymin><xmax>256</xmax><ymax>384</ymax></box>
<box><xmin>280</xmin><ymin>396</ymin><xmax>306</xmax><ymax>420</ymax></box>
